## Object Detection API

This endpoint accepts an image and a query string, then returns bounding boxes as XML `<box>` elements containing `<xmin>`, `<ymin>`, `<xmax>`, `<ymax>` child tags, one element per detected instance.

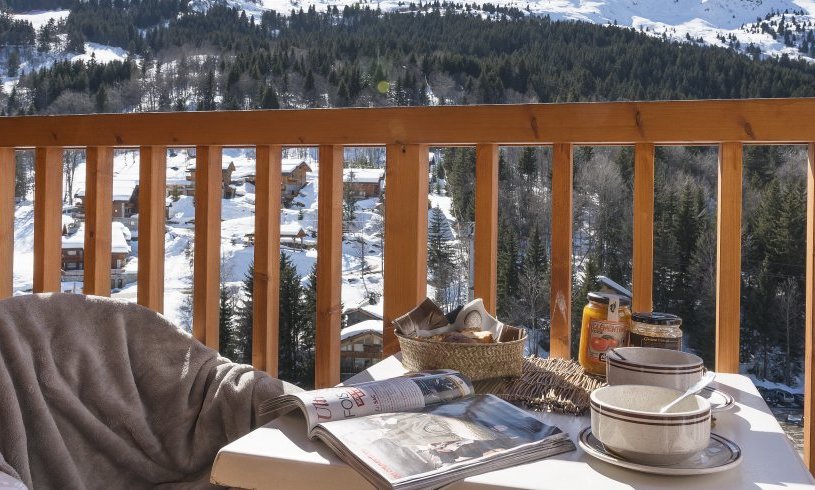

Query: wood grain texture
<box><xmin>137</xmin><ymin>146</ymin><xmax>166</xmax><ymax>312</ymax></box>
<box><xmin>315</xmin><ymin>145</ymin><xmax>343</xmax><ymax>388</ymax></box>
<box><xmin>4</xmin><ymin>99</ymin><xmax>815</xmax><ymax>147</ymax></box>
<box><xmin>253</xmin><ymin>145</ymin><xmax>281</xmax><ymax>376</ymax></box>
<box><xmin>716</xmin><ymin>142</ymin><xmax>743</xmax><ymax>374</ymax></box>
<box><xmin>383</xmin><ymin>144</ymin><xmax>429</xmax><ymax>357</ymax></box>
<box><xmin>805</xmin><ymin>142</ymin><xmax>815</xmax><ymax>473</ymax></box>
<box><xmin>83</xmin><ymin>146</ymin><xmax>113</xmax><ymax>296</ymax></box>
<box><xmin>550</xmin><ymin>143</ymin><xmax>573</xmax><ymax>359</ymax></box>
<box><xmin>474</xmin><ymin>144</ymin><xmax>499</xmax><ymax>314</ymax></box>
<box><xmin>33</xmin><ymin>147</ymin><xmax>63</xmax><ymax>293</ymax></box>
<box><xmin>633</xmin><ymin>143</ymin><xmax>655</xmax><ymax>312</ymax></box>
<box><xmin>0</xmin><ymin>148</ymin><xmax>14</xmax><ymax>299</ymax></box>
<box><xmin>193</xmin><ymin>145</ymin><xmax>222</xmax><ymax>350</ymax></box>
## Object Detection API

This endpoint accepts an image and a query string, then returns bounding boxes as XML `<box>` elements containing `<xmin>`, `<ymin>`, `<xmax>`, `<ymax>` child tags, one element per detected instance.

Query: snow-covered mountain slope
<box><xmin>203</xmin><ymin>0</ymin><xmax>815</xmax><ymax>62</ymax></box>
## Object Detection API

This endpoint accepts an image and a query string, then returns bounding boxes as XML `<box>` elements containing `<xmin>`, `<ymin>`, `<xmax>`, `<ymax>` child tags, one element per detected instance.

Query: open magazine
<box><xmin>259</xmin><ymin>370</ymin><xmax>574</xmax><ymax>490</ymax></box>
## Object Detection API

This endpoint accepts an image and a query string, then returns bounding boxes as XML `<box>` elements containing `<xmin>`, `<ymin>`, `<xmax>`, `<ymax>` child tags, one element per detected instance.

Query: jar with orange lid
<box><xmin>578</xmin><ymin>292</ymin><xmax>632</xmax><ymax>376</ymax></box>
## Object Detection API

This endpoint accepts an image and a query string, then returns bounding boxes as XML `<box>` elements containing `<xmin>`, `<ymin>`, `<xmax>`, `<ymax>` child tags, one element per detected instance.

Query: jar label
<box><xmin>587</xmin><ymin>319</ymin><xmax>627</xmax><ymax>362</ymax></box>
<box><xmin>629</xmin><ymin>332</ymin><xmax>682</xmax><ymax>350</ymax></box>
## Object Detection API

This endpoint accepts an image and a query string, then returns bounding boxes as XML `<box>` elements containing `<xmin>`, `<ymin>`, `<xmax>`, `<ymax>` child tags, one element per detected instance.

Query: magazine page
<box><xmin>285</xmin><ymin>370</ymin><xmax>474</xmax><ymax>432</ymax></box>
<box><xmin>313</xmin><ymin>394</ymin><xmax>574</xmax><ymax>490</ymax></box>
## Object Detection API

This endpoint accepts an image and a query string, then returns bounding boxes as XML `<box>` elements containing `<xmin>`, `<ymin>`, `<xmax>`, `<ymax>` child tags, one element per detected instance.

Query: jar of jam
<box><xmin>579</xmin><ymin>292</ymin><xmax>632</xmax><ymax>376</ymax></box>
<box><xmin>629</xmin><ymin>312</ymin><xmax>683</xmax><ymax>350</ymax></box>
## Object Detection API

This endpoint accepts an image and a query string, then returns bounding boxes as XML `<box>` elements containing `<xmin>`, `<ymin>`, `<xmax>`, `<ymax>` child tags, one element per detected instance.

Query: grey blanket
<box><xmin>0</xmin><ymin>293</ymin><xmax>300</xmax><ymax>489</ymax></box>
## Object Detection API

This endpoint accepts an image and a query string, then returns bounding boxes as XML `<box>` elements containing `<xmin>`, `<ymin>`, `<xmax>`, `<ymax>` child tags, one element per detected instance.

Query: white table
<box><xmin>211</xmin><ymin>355</ymin><xmax>815</xmax><ymax>489</ymax></box>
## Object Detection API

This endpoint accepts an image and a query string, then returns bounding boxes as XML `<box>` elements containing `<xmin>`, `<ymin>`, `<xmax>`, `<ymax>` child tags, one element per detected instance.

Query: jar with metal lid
<box><xmin>629</xmin><ymin>312</ymin><xmax>683</xmax><ymax>351</ymax></box>
<box><xmin>578</xmin><ymin>292</ymin><xmax>632</xmax><ymax>376</ymax></box>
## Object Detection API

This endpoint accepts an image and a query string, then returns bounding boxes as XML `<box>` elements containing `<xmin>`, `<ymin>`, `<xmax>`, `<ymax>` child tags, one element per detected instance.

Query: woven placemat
<box><xmin>475</xmin><ymin>356</ymin><xmax>606</xmax><ymax>415</ymax></box>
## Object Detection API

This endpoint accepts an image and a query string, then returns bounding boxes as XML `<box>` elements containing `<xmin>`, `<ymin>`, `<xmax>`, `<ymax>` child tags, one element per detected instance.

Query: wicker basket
<box><xmin>395</xmin><ymin>330</ymin><xmax>526</xmax><ymax>381</ymax></box>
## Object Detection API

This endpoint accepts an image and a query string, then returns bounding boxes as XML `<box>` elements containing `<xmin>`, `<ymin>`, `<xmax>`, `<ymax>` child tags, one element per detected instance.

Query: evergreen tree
<box><xmin>519</xmin><ymin>146</ymin><xmax>537</xmax><ymax>182</ymax></box>
<box><xmin>428</xmin><ymin>205</ymin><xmax>455</xmax><ymax>308</ymax></box>
<box><xmin>236</xmin><ymin>261</ymin><xmax>255</xmax><ymax>365</ymax></box>
<box><xmin>496</xmin><ymin>218</ymin><xmax>520</xmax><ymax>320</ymax></box>
<box><xmin>7</xmin><ymin>49</ymin><xmax>19</xmax><ymax>78</ymax></box>
<box><xmin>519</xmin><ymin>224</ymin><xmax>548</xmax><ymax>351</ymax></box>
<box><xmin>279</xmin><ymin>252</ymin><xmax>307</xmax><ymax>385</ymax></box>
<box><xmin>219</xmin><ymin>283</ymin><xmax>239</xmax><ymax>361</ymax></box>
<box><xmin>260</xmin><ymin>85</ymin><xmax>280</xmax><ymax>109</ymax></box>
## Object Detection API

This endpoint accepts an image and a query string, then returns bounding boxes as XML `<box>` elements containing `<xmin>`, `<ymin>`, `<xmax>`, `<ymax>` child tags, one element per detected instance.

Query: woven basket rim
<box><xmin>394</xmin><ymin>329</ymin><xmax>527</xmax><ymax>345</ymax></box>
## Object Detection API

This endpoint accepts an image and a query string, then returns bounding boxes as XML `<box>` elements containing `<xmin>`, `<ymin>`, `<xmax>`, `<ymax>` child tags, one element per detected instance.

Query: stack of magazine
<box><xmin>260</xmin><ymin>370</ymin><xmax>575</xmax><ymax>490</ymax></box>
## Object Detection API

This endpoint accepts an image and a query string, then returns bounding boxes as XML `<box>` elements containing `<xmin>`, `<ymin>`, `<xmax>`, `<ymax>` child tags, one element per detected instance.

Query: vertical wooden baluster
<box><xmin>474</xmin><ymin>144</ymin><xmax>499</xmax><ymax>315</ymax></box>
<box><xmin>84</xmin><ymin>147</ymin><xmax>113</xmax><ymax>296</ymax></box>
<box><xmin>716</xmin><ymin>142</ymin><xmax>743</xmax><ymax>373</ymax></box>
<box><xmin>383</xmin><ymin>144</ymin><xmax>429</xmax><ymax>357</ymax></box>
<box><xmin>193</xmin><ymin>146</ymin><xmax>222</xmax><ymax>350</ymax></box>
<box><xmin>315</xmin><ymin>145</ymin><xmax>343</xmax><ymax>388</ymax></box>
<box><xmin>633</xmin><ymin>143</ymin><xmax>655</xmax><ymax>312</ymax></box>
<box><xmin>804</xmin><ymin>142</ymin><xmax>815</xmax><ymax>473</ymax></box>
<box><xmin>137</xmin><ymin>146</ymin><xmax>167</xmax><ymax>312</ymax></box>
<box><xmin>254</xmin><ymin>145</ymin><xmax>282</xmax><ymax>375</ymax></box>
<box><xmin>0</xmin><ymin>148</ymin><xmax>14</xmax><ymax>299</ymax></box>
<box><xmin>550</xmin><ymin>143</ymin><xmax>573</xmax><ymax>359</ymax></box>
<box><xmin>33</xmin><ymin>147</ymin><xmax>64</xmax><ymax>293</ymax></box>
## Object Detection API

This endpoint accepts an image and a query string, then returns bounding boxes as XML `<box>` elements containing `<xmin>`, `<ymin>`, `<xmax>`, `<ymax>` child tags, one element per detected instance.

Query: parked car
<box><xmin>771</xmin><ymin>389</ymin><xmax>796</xmax><ymax>406</ymax></box>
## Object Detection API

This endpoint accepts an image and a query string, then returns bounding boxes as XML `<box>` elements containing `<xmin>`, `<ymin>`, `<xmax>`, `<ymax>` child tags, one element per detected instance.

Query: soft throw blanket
<box><xmin>0</xmin><ymin>293</ymin><xmax>300</xmax><ymax>489</ymax></box>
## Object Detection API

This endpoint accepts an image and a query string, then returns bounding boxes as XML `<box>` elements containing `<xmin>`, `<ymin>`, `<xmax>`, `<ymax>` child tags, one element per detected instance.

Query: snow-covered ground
<box><xmin>11</xmin><ymin>148</ymin><xmax>407</xmax><ymax>331</ymax></box>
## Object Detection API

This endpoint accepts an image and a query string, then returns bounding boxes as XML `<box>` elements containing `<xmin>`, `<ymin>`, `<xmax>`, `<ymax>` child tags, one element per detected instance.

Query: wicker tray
<box><xmin>395</xmin><ymin>330</ymin><xmax>526</xmax><ymax>381</ymax></box>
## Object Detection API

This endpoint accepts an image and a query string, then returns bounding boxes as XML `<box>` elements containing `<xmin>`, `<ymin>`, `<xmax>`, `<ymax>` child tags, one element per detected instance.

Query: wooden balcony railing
<box><xmin>1</xmin><ymin>98</ymin><xmax>815</xmax><ymax>472</ymax></box>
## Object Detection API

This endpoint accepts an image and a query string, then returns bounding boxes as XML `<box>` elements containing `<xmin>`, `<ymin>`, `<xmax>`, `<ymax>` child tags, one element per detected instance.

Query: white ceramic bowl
<box><xmin>606</xmin><ymin>347</ymin><xmax>705</xmax><ymax>391</ymax></box>
<box><xmin>590</xmin><ymin>384</ymin><xmax>711</xmax><ymax>466</ymax></box>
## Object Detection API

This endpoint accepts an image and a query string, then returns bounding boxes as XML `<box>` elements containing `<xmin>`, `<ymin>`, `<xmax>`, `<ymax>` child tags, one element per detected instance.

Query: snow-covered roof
<box><xmin>75</xmin><ymin>180</ymin><xmax>138</xmax><ymax>201</ymax></box>
<box><xmin>280</xmin><ymin>223</ymin><xmax>306</xmax><ymax>237</ymax></box>
<box><xmin>282</xmin><ymin>159</ymin><xmax>311</xmax><ymax>174</ymax></box>
<box><xmin>343</xmin><ymin>168</ymin><xmax>384</xmax><ymax>184</ymax></box>
<box><xmin>62</xmin><ymin>222</ymin><xmax>132</xmax><ymax>254</ymax></box>
<box><xmin>340</xmin><ymin>320</ymin><xmax>383</xmax><ymax>341</ymax></box>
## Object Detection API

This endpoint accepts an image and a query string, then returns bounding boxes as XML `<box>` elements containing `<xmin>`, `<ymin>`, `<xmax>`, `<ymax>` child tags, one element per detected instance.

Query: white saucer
<box><xmin>579</xmin><ymin>427</ymin><xmax>742</xmax><ymax>475</ymax></box>
<box><xmin>701</xmin><ymin>385</ymin><xmax>735</xmax><ymax>412</ymax></box>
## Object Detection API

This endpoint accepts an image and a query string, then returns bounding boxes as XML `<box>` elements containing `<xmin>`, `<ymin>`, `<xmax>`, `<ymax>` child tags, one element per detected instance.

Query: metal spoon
<box><xmin>658</xmin><ymin>371</ymin><xmax>716</xmax><ymax>414</ymax></box>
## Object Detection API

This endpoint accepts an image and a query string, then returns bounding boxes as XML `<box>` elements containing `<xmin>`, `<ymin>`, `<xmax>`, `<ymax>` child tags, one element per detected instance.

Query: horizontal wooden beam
<box><xmin>3</xmin><ymin>99</ymin><xmax>815</xmax><ymax>147</ymax></box>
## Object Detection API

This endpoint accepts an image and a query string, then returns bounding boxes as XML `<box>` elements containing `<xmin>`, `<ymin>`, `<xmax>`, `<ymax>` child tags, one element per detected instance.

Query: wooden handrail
<box><xmin>3</xmin><ymin>99</ymin><xmax>815</xmax><ymax>147</ymax></box>
<box><xmin>1</xmin><ymin>99</ymin><xmax>814</xmax><ymax>473</ymax></box>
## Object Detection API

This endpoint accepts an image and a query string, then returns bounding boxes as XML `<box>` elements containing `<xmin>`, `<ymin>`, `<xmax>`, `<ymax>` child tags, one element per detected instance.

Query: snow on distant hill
<box><xmin>205</xmin><ymin>0</ymin><xmax>815</xmax><ymax>63</ymax></box>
